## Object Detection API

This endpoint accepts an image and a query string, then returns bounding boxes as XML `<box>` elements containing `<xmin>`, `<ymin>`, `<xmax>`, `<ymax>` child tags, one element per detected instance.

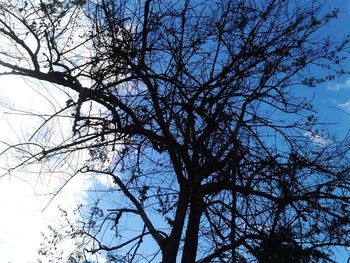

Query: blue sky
<box><xmin>299</xmin><ymin>1</ymin><xmax>350</xmax><ymax>261</ymax></box>
<box><xmin>314</xmin><ymin>0</ymin><xmax>350</xmax><ymax>138</ymax></box>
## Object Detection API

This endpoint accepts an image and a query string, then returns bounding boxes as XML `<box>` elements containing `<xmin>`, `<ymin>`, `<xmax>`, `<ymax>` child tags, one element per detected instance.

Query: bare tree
<box><xmin>0</xmin><ymin>0</ymin><xmax>349</xmax><ymax>262</ymax></box>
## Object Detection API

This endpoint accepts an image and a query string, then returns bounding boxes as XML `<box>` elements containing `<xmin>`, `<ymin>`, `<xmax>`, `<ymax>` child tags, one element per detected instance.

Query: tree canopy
<box><xmin>0</xmin><ymin>0</ymin><xmax>349</xmax><ymax>262</ymax></box>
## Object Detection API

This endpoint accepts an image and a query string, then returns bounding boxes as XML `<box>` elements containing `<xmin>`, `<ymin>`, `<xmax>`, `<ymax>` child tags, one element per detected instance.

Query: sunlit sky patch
<box><xmin>0</xmin><ymin>75</ymin><xmax>114</xmax><ymax>262</ymax></box>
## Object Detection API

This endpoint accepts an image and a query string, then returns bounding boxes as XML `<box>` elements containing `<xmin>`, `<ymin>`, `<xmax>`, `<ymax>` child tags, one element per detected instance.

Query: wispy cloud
<box><xmin>336</xmin><ymin>100</ymin><xmax>350</xmax><ymax>113</ymax></box>
<box><xmin>327</xmin><ymin>78</ymin><xmax>350</xmax><ymax>91</ymax></box>
<box><xmin>304</xmin><ymin>131</ymin><xmax>329</xmax><ymax>147</ymax></box>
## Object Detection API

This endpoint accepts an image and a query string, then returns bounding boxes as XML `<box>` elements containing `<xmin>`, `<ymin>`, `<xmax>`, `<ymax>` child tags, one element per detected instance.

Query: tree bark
<box><xmin>162</xmin><ymin>246</ymin><xmax>179</xmax><ymax>263</ymax></box>
<box><xmin>181</xmin><ymin>187</ymin><xmax>202</xmax><ymax>263</ymax></box>
<box><xmin>161</xmin><ymin>186</ymin><xmax>188</xmax><ymax>263</ymax></box>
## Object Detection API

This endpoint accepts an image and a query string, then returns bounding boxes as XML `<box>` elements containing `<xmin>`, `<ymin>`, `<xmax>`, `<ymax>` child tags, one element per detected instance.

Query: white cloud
<box><xmin>304</xmin><ymin>131</ymin><xmax>329</xmax><ymax>147</ymax></box>
<box><xmin>335</xmin><ymin>100</ymin><xmax>350</xmax><ymax>113</ymax></box>
<box><xmin>0</xmin><ymin>76</ymin><xmax>96</xmax><ymax>263</ymax></box>
<box><xmin>327</xmin><ymin>78</ymin><xmax>350</xmax><ymax>91</ymax></box>
<box><xmin>0</xmin><ymin>176</ymin><xmax>45</xmax><ymax>262</ymax></box>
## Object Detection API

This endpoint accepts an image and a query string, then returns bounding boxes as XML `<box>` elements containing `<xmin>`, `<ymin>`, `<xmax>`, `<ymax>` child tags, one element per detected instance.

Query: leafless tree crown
<box><xmin>0</xmin><ymin>0</ymin><xmax>349</xmax><ymax>262</ymax></box>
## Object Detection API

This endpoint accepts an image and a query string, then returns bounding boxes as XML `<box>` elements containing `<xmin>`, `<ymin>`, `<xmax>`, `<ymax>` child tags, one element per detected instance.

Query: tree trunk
<box><xmin>162</xmin><ymin>244</ymin><xmax>179</xmax><ymax>263</ymax></box>
<box><xmin>181</xmin><ymin>195</ymin><xmax>202</xmax><ymax>262</ymax></box>
<box><xmin>161</xmin><ymin>186</ymin><xmax>188</xmax><ymax>263</ymax></box>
